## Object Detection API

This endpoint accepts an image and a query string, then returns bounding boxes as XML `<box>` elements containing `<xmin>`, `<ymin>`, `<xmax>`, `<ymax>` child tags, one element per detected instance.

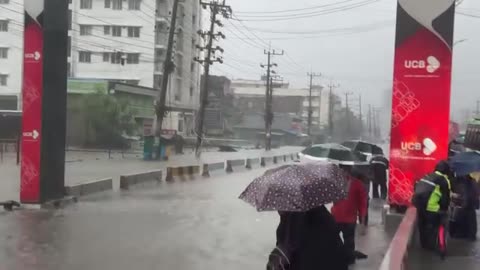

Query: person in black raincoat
<box><xmin>370</xmin><ymin>155</ymin><xmax>389</xmax><ymax>199</ymax></box>
<box><xmin>267</xmin><ymin>205</ymin><xmax>349</xmax><ymax>270</ymax></box>
<box><xmin>450</xmin><ymin>174</ymin><xmax>479</xmax><ymax>241</ymax></box>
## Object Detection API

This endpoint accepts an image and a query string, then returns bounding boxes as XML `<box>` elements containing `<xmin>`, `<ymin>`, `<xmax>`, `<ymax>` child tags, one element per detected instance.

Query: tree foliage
<box><xmin>82</xmin><ymin>92</ymin><xmax>136</xmax><ymax>148</ymax></box>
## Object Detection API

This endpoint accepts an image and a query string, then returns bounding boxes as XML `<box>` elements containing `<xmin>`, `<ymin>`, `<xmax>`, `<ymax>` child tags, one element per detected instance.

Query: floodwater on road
<box><xmin>0</xmin><ymin>165</ymin><xmax>389</xmax><ymax>270</ymax></box>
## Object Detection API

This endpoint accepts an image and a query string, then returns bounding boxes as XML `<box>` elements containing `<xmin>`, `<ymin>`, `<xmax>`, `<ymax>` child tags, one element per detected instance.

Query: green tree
<box><xmin>82</xmin><ymin>92</ymin><xmax>136</xmax><ymax>148</ymax></box>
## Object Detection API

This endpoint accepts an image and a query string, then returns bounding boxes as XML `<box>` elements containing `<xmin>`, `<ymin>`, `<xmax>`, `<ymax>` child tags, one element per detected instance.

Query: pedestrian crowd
<box><xmin>239</xmin><ymin>144</ymin><xmax>479</xmax><ymax>269</ymax></box>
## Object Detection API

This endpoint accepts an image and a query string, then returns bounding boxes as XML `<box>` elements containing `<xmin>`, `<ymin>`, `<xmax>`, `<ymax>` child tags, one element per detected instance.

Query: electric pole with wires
<box><xmin>307</xmin><ymin>72</ymin><xmax>321</xmax><ymax>136</ymax></box>
<box><xmin>154</xmin><ymin>0</ymin><xmax>180</xmax><ymax>154</ymax></box>
<box><xmin>344</xmin><ymin>92</ymin><xmax>353</xmax><ymax>136</ymax></box>
<box><xmin>261</xmin><ymin>49</ymin><xmax>283</xmax><ymax>151</ymax></box>
<box><xmin>194</xmin><ymin>0</ymin><xmax>232</xmax><ymax>158</ymax></box>
<box><xmin>327</xmin><ymin>82</ymin><xmax>339</xmax><ymax>140</ymax></box>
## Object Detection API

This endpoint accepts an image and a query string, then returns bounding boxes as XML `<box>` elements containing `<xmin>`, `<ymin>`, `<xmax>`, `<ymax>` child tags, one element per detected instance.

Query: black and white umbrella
<box><xmin>239</xmin><ymin>162</ymin><xmax>350</xmax><ymax>212</ymax></box>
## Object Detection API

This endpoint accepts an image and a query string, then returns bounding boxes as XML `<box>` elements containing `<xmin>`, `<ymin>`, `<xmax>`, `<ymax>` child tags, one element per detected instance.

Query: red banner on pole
<box><xmin>389</xmin><ymin>1</ymin><xmax>456</xmax><ymax>206</ymax></box>
<box><xmin>20</xmin><ymin>0</ymin><xmax>44</xmax><ymax>203</ymax></box>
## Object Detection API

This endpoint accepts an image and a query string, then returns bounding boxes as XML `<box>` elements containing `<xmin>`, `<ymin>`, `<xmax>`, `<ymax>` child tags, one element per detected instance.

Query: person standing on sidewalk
<box><xmin>331</xmin><ymin>172</ymin><xmax>368</xmax><ymax>265</ymax></box>
<box><xmin>412</xmin><ymin>161</ymin><xmax>452</xmax><ymax>250</ymax></box>
<box><xmin>370</xmin><ymin>155</ymin><xmax>389</xmax><ymax>199</ymax></box>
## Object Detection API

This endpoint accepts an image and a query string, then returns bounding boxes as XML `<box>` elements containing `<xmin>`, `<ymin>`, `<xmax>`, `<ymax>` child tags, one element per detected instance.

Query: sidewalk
<box><xmin>0</xmin><ymin>146</ymin><xmax>302</xmax><ymax>201</ymax></box>
<box><xmin>408</xmin><ymin>213</ymin><xmax>480</xmax><ymax>269</ymax></box>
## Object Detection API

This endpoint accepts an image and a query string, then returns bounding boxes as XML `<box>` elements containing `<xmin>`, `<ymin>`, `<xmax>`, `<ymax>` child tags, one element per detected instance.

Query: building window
<box><xmin>111</xmin><ymin>52</ymin><xmax>122</xmax><ymax>64</ymax></box>
<box><xmin>0</xmin><ymin>48</ymin><xmax>8</xmax><ymax>59</ymax></box>
<box><xmin>80</xmin><ymin>0</ymin><xmax>92</xmax><ymax>9</ymax></box>
<box><xmin>0</xmin><ymin>74</ymin><xmax>7</xmax><ymax>86</ymax></box>
<box><xmin>0</xmin><ymin>0</ymin><xmax>10</xmax><ymax>4</ymax></box>
<box><xmin>178</xmin><ymin>119</ymin><xmax>184</xmax><ymax>132</ymax></box>
<box><xmin>103</xmin><ymin>52</ymin><xmax>110</xmax><ymax>62</ymax></box>
<box><xmin>128</xmin><ymin>0</ymin><xmax>141</xmax><ymax>10</ymax></box>
<box><xmin>190</xmin><ymin>62</ymin><xmax>195</xmax><ymax>72</ymax></box>
<box><xmin>112</xmin><ymin>0</ymin><xmax>122</xmax><ymax>10</ymax></box>
<box><xmin>175</xmin><ymin>79</ymin><xmax>182</xmax><ymax>101</ymax></box>
<box><xmin>126</xmin><ymin>53</ymin><xmax>139</xmax><ymax>64</ymax></box>
<box><xmin>79</xmin><ymin>51</ymin><xmax>91</xmax><ymax>63</ymax></box>
<box><xmin>127</xmin><ymin>26</ymin><xmax>140</xmax><ymax>38</ymax></box>
<box><xmin>0</xmin><ymin>20</ymin><xmax>8</xmax><ymax>32</ymax></box>
<box><xmin>79</xmin><ymin>25</ymin><xmax>92</xmax><ymax>36</ymax></box>
<box><xmin>190</xmin><ymin>86</ymin><xmax>194</xmax><ymax>97</ymax></box>
<box><xmin>104</xmin><ymin>0</ymin><xmax>111</xmax><ymax>8</ymax></box>
<box><xmin>67</xmin><ymin>10</ymin><xmax>72</xmax><ymax>30</ymax></box>
<box><xmin>67</xmin><ymin>37</ymin><xmax>71</xmax><ymax>57</ymax></box>
<box><xmin>104</xmin><ymin>26</ymin><xmax>110</xmax><ymax>35</ymax></box>
<box><xmin>67</xmin><ymin>62</ymin><xmax>71</xmax><ymax>77</ymax></box>
<box><xmin>112</xmin><ymin>26</ymin><xmax>122</xmax><ymax>37</ymax></box>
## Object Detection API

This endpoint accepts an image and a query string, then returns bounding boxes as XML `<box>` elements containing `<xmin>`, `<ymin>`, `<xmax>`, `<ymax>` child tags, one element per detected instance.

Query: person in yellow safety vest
<box><xmin>412</xmin><ymin>161</ymin><xmax>452</xmax><ymax>250</ymax></box>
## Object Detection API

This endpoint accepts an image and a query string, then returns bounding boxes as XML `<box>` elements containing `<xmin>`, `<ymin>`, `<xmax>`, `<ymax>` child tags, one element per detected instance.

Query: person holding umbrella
<box><xmin>370</xmin><ymin>155</ymin><xmax>389</xmax><ymax>200</ymax></box>
<box><xmin>239</xmin><ymin>163</ymin><xmax>351</xmax><ymax>270</ymax></box>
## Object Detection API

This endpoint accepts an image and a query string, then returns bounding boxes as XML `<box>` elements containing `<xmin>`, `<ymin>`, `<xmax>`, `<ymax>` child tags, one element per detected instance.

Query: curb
<box><xmin>42</xmin><ymin>196</ymin><xmax>78</xmax><ymax>209</ymax></box>
<box><xmin>225</xmin><ymin>160</ymin><xmax>233</xmax><ymax>173</ymax></box>
<box><xmin>65</xmin><ymin>178</ymin><xmax>113</xmax><ymax>197</ymax></box>
<box><xmin>245</xmin><ymin>158</ymin><xmax>252</xmax><ymax>169</ymax></box>
<box><xmin>165</xmin><ymin>166</ymin><xmax>200</xmax><ymax>181</ymax></box>
<box><xmin>120</xmin><ymin>170</ymin><xmax>162</xmax><ymax>190</ymax></box>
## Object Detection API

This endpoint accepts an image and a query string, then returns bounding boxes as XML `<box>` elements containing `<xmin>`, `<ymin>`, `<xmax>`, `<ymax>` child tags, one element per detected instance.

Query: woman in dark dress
<box><xmin>267</xmin><ymin>205</ymin><xmax>349</xmax><ymax>270</ymax></box>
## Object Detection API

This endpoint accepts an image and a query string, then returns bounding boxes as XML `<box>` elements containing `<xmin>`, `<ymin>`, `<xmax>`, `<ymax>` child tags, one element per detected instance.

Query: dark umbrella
<box><xmin>341</xmin><ymin>140</ymin><xmax>384</xmax><ymax>156</ymax></box>
<box><xmin>239</xmin><ymin>162</ymin><xmax>350</xmax><ymax>212</ymax></box>
<box><xmin>449</xmin><ymin>151</ymin><xmax>480</xmax><ymax>176</ymax></box>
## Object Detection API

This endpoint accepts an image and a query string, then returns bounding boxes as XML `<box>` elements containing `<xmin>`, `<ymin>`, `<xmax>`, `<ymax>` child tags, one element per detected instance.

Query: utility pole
<box><xmin>307</xmin><ymin>72</ymin><xmax>321</xmax><ymax>136</ymax></box>
<box><xmin>344</xmin><ymin>92</ymin><xmax>353</xmax><ymax>135</ymax></box>
<box><xmin>261</xmin><ymin>49</ymin><xmax>283</xmax><ymax>151</ymax></box>
<box><xmin>368</xmin><ymin>104</ymin><xmax>372</xmax><ymax>138</ymax></box>
<box><xmin>358</xmin><ymin>94</ymin><xmax>363</xmax><ymax>138</ymax></box>
<box><xmin>327</xmin><ymin>82</ymin><xmax>339</xmax><ymax>139</ymax></box>
<box><xmin>155</xmin><ymin>0</ymin><xmax>180</xmax><ymax>149</ymax></box>
<box><xmin>194</xmin><ymin>0</ymin><xmax>232</xmax><ymax>157</ymax></box>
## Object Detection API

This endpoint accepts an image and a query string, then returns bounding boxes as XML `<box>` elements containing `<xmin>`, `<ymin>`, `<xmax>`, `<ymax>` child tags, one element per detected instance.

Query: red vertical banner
<box><xmin>389</xmin><ymin>0</ymin><xmax>456</xmax><ymax>207</ymax></box>
<box><xmin>21</xmin><ymin>0</ymin><xmax>45</xmax><ymax>203</ymax></box>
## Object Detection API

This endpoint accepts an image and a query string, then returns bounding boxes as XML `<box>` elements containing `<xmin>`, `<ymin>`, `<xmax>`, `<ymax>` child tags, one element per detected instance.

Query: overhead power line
<box><xmin>235</xmin><ymin>0</ymin><xmax>357</xmax><ymax>14</ymax></box>
<box><xmin>234</xmin><ymin>0</ymin><xmax>380</xmax><ymax>22</ymax></box>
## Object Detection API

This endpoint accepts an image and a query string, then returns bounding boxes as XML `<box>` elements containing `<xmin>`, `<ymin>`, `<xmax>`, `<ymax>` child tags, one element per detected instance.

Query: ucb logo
<box><xmin>401</xmin><ymin>142</ymin><xmax>422</xmax><ymax>151</ymax></box>
<box><xmin>404</xmin><ymin>56</ymin><xmax>440</xmax><ymax>73</ymax></box>
<box><xmin>401</xmin><ymin>138</ymin><xmax>437</xmax><ymax>156</ymax></box>
<box><xmin>404</xmin><ymin>60</ymin><xmax>426</xmax><ymax>69</ymax></box>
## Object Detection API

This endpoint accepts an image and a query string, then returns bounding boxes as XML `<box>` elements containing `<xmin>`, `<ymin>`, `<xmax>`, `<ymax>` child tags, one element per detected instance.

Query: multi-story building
<box><xmin>231</xmin><ymin>78</ymin><xmax>333</xmax><ymax>129</ymax></box>
<box><xmin>0</xmin><ymin>0</ymin><xmax>23</xmax><ymax>109</ymax></box>
<box><xmin>0</xmin><ymin>0</ymin><xmax>202</xmax><ymax>133</ymax></box>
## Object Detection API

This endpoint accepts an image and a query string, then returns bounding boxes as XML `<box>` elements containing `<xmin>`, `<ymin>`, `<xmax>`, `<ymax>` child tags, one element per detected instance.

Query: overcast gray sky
<box><xmin>208</xmin><ymin>0</ymin><xmax>480</xmax><ymax>123</ymax></box>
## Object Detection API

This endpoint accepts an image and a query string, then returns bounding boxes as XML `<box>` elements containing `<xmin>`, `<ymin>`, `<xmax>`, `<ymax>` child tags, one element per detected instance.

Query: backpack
<box><xmin>266</xmin><ymin>246</ymin><xmax>291</xmax><ymax>270</ymax></box>
<box><xmin>412</xmin><ymin>176</ymin><xmax>437</xmax><ymax>210</ymax></box>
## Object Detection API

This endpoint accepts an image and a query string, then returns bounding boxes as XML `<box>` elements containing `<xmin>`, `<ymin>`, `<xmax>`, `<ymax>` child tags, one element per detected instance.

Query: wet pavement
<box><xmin>0</xmin><ymin>166</ymin><xmax>389</xmax><ymax>270</ymax></box>
<box><xmin>408</xmin><ymin>214</ymin><xmax>480</xmax><ymax>269</ymax></box>
<box><xmin>0</xmin><ymin>146</ymin><xmax>303</xmax><ymax>201</ymax></box>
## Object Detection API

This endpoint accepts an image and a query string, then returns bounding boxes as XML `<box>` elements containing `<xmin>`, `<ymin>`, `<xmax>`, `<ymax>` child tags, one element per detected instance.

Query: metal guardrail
<box><xmin>379</xmin><ymin>207</ymin><xmax>417</xmax><ymax>270</ymax></box>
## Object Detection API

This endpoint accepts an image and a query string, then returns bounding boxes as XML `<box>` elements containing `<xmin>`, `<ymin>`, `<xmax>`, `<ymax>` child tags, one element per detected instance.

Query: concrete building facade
<box><xmin>0</xmin><ymin>0</ymin><xmax>202</xmax><ymax>133</ymax></box>
<box><xmin>231</xmin><ymin>79</ymin><xmax>333</xmax><ymax>129</ymax></box>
